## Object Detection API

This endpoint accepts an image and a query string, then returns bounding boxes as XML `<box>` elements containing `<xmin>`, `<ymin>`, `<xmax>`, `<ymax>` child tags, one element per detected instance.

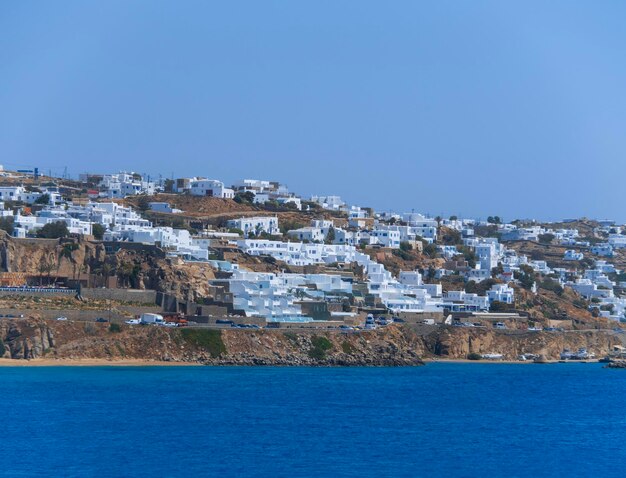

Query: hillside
<box><xmin>122</xmin><ymin>193</ymin><xmax>348</xmax><ymax>230</ymax></box>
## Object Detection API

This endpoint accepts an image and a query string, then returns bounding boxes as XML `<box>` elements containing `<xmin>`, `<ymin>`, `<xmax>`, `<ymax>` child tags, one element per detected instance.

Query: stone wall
<box><xmin>80</xmin><ymin>288</ymin><xmax>157</xmax><ymax>304</ymax></box>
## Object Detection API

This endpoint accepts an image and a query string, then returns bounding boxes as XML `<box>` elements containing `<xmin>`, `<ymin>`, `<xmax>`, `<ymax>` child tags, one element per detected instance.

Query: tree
<box><xmin>540</xmin><ymin>278</ymin><xmax>564</xmax><ymax>296</ymax></box>
<box><xmin>399</xmin><ymin>241</ymin><xmax>412</xmax><ymax>252</ymax></box>
<box><xmin>423</xmin><ymin>243</ymin><xmax>438</xmax><ymax>258</ymax></box>
<box><xmin>491</xmin><ymin>263</ymin><xmax>504</xmax><ymax>277</ymax></box>
<box><xmin>515</xmin><ymin>269</ymin><xmax>535</xmax><ymax>290</ymax></box>
<box><xmin>449</xmin><ymin>215</ymin><xmax>458</xmax><ymax>221</ymax></box>
<box><xmin>58</xmin><ymin>242</ymin><xmax>78</xmax><ymax>279</ymax></box>
<box><xmin>117</xmin><ymin>261</ymin><xmax>135</xmax><ymax>288</ymax></box>
<box><xmin>38</xmin><ymin>257</ymin><xmax>55</xmax><ymax>285</ymax></box>
<box><xmin>0</xmin><ymin>217</ymin><xmax>14</xmax><ymax>235</ymax></box>
<box><xmin>100</xmin><ymin>262</ymin><xmax>114</xmax><ymax>288</ymax></box>
<box><xmin>538</xmin><ymin>233</ymin><xmax>555</xmax><ymax>244</ymax></box>
<box><xmin>487</xmin><ymin>216</ymin><xmax>502</xmax><ymax>224</ymax></box>
<box><xmin>490</xmin><ymin>300</ymin><xmax>510</xmax><ymax>312</ymax></box>
<box><xmin>442</xmin><ymin>229</ymin><xmax>462</xmax><ymax>245</ymax></box>
<box><xmin>326</xmin><ymin>226</ymin><xmax>336</xmax><ymax>244</ymax></box>
<box><xmin>136</xmin><ymin>195</ymin><xmax>151</xmax><ymax>212</ymax></box>
<box><xmin>92</xmin><ymin>223</ymin><xmax>105</xmax><ymax>240</ymax></box>
<box><xmin>163</xmin><ymin>179</ymin><xmax>175</xmax><ymax>193</ymax></box>
<box><xmin>457</xmin><ymin>246</ymin><xmax>477</xmax><ymax>268</ymax></box>
<box><xmin>34</xmin><ymin>194</ymin><xmax>50</xmax><ymax>205</ymax></box>
<box><xmin>37</xmin><ymin>221</ymin><xmax>69</xmax><ymax>239</ymax></box>
<box><xmin>234</xmin><ymin>191</ymin><xmax>255</xmax><ymax>204</ymax></box>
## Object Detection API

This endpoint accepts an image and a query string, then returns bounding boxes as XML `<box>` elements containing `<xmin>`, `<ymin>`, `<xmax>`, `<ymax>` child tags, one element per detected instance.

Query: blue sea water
<box><xmin>0</xmin><ymin>363</ymin><xmax>623</xmax><ymax>477</ymax></box>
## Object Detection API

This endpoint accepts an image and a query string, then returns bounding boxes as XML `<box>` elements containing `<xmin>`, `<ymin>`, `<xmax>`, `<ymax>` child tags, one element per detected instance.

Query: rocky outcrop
<box><xmin>0</xmin><ymin>319</ymin><xmax>426</xmax><ymax>365</ymax></box>
<box><xmin>0</xmin><ymin>320</ymin><xmax>55</xmax><ymax>359</ymax></box>
<box><xmin>422</xmin><ymin>326</ymin><xmax>622</xmax><ymax>360</ymax></box>
<box><xmin>0</xmin><ymin>232</ymin><xmax>215</xmax><ymax>302</ymax></box>
<box><xmin>0</xmin><ymin>319</ymin><xmax>622</xmax><ymax>365</ymax></box>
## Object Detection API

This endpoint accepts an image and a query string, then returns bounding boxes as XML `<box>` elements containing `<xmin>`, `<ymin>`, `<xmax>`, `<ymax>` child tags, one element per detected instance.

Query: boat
<box><xmin>560</xmin><ymin>348</ymin><xmax>591</xmax><ymax>360</ymax></box>
<box><xmin>482</xmin><ymin>353</ymin><xmax>503</xmax><ymax>360</ymax></box>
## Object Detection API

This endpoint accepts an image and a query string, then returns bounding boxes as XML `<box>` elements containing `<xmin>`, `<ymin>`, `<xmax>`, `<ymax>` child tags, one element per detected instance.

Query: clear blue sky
<box><xmin>1</xmin><ymin>1</ymin><xmax>625</xmax><ymax>221</ymax></box>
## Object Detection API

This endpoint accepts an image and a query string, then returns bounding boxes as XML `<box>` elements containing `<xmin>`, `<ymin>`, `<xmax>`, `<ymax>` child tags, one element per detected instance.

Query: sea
<box><xmin>0</xmin><ymin>363</ymin><xmax>623</xmax><ymax>477</ymax></box>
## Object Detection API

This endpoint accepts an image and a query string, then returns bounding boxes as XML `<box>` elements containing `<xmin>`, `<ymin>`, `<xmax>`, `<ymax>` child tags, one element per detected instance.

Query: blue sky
<box><xmin>1</xmin><ymin>1</ymin><xmax>625</xmax><ymax>221</ymax></box>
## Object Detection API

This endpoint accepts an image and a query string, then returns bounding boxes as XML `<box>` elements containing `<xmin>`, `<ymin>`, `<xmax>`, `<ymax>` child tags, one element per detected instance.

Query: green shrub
<box><xmin>309</xmin><ymin>336</ymin><xmax>333</xmax><ymax>360</ymax></box>
<box><xmin>467</xmin><ymin>353</ymin><xmax>482</xmax><ymax>360</ymax></box>
<box><xmin>540</xmin><ymin>278</ymin><xmax>564</xmax><ymax>296</ymax></box>
<box><xmin>180</xmin><ymin>329</ymin><xmax>226</xmax><ymax>358</ymax></box>
<box><xmin>109</xmin><ymin>323</ymin><xmax>122</xmax><ymax>333</ymax></box>
<box><xmin>92</xmin><ymin>223</ymin><xmax>106</xmax><ymax>240</ymax></box>
<box><xmin>341</xmin><ymin>341</ymin><xmax>355</xmax><ymax>354</ymax></box>
<box><xmin>0</xmin><ymin>341</ymin><xmax>5</xmax><ymax>357</ymax></box>
<box><xmin>283</xmin><ymin>332</ymin><xmax>299</xmax><ymax>346</ymax></box>
<box><xmin>393</xmin><ymin>248</ymin><xmax>412</xmax><ymax>260</ymax></box>
<box><xmin>37</xmin><ymin>221</ymin><xmax>69</xmax><ymax>239</ymax></box>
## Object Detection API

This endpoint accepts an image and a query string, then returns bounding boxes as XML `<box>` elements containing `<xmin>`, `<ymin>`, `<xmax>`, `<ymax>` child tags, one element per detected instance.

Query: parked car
<box><xmin>95</xmin><ymin>317</ymin><xmax>109</xmax><ymax>323</ymax></box>
<box><xmin>125</xmin><ymin>319</ymin><xmax>141</xmax><ymax>325</ymax></box>
<box><xmin>56</xmin><ymin>316</ymin><xmax>68</xmax><ymax>321</ymax></box>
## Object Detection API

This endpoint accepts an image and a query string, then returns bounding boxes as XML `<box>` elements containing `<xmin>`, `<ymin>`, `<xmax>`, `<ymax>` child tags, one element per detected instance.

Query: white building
<box><xmin>226</xmin><ymin>216</ymin><xmax>279</xmax><ymax>237</ymax></box>
<box><xmin>608</xmin><ymin>234</ymin><xmax>626</xmax><ymax>249</ymax></box>
<box><xmin>190</xmin><ymin>179</ymin><xmax>234</xmax><ymax>198</ymax></box>
<box><xmin>310</xmin><ymin>195</ymin><xmax>345</xmax><ymax>210</ymax></box>
<box><xmin>370</xmin><ymin>229</ymin><xmax>401</xmax><ymax>248</ymax></box>
<box><xmin>564</xmin><ymin>250</ymin><xmax>584</xmax><ymax>261</ymax></box>
<box><xmin>591</xmin><ymin>244</ymin><xmax>614</xmax><ymax>257</ymax></box>
<box><xmin>149</xmin><ymin>202</ymin><xmax>182</xmax><ymax>214</ymax></box>
<box><xmin>487</xmin><ymin>284</ymin><xmax>515</xmax><ymax>304</ymax></box>
<box><xmin>287</xmin><ymin>227</ymin><xmax>325</xmax><ymax>243</ymax></box>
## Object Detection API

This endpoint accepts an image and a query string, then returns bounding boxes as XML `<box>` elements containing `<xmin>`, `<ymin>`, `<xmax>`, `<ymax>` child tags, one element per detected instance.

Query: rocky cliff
<box><xmin>0</xmin><ymin>232</ymin><xmax>214</xmax><ymax>302</ymax></box>
<box><xmin>0</xmin><ymin>319</ymin><xmax>622</xmax><ymax>365</ymax></box>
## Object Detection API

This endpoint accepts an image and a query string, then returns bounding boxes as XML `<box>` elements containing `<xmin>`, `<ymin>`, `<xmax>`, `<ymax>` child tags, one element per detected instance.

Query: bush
<box><xmin>393</xmin><ymin>248</ymin><xmax>412</xmax><ymax>261</ymax></box>
<box><xmin>34</xmin><ymin>194</ymin><xmax>50</xmax><ymax>205</ymax></box>
<box><xmin>180</xmin><ymin>329</ymin><xmax>226</xmax><ymax>358</ymax></box>
<box><xmin>538</xmin><ymin>233</ymin><xmax>555</xmax><ymax>244</ymax></box>
<box><xmin>423</xmin><ymin>243</ymin><xmax>438</xmax><ymax>258</ymax></box>
<box><xmin>490</xmin><ymin>300</ymin><xmax>510</xmax><ymax>312</ymax></box>
<box><xmin>92</xmin><ymin>223</ymin><xmax>105</xmax><ymax>240</ymax></box>
<box><xmin>37</xmin><ymin>221</ymin><xmax>69</xmax><ymax>239</ymax></box>
<box><xmin>0</xmin><ymin>217</ymin><xmax>14</xmax><ymax>235</ymax></box>
<box><xmin>441</xmin><ymin>229</ymin><xmax>462</xmax><ymax>245</ymax></box>
<box><xmin>234</xmin><ymin>191</ymin><xmax>255</xmax><ymax>204</ymax></box>
<box><xmin>341</xmin><ymin>341</ymin><xmax>355</xmax><ymax>354</ymax></box>
<box><xmin>135</xmin><ymin>195</ymin><xmax>151</xmax><ymax>211</ymax></box>
<box><xmin>309</xmin><ymin>336</ymin><xmax>333</xmax><ymax>360</ymax></box>
<box><xmin>109</xmin><ymin>323</ymin><xmax>122</xmax><ymax>333</ymax></box>
<box><xmin>467</xmin><ymin>353</ymin><xmax>482</xmax><ymax>360</ymax></box>
<box><xmin>540</xmin><ymin>278</ymin><xmax>564</xmax><ymax>296</ymax></box>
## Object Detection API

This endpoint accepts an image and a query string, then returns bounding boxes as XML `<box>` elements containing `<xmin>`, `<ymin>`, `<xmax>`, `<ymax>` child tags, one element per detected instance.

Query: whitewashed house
<box><xmin>190</xmin><ymin>179</ymin><xmax>234</xmax><ymax>198</ymax></box>
<box><xmin>564</xmin><ymin>250</ymin><xmax>584</xmax><ymax>261</ymax></box>
<box><xmin>227</xmin><ymin>216</ymin><xmax>279</xmax><ymax>237</ymax></box>
<box><xmin>487</xmin><ymin>284</ymin><xmax>515</xmax><ymax>304</ymax></box>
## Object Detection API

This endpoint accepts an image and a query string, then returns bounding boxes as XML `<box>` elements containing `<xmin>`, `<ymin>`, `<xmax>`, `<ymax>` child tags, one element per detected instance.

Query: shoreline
<box><xmin>0</xmin><ymin>358</ymin><xmax>203</xmax><ymax>367</ymax></box>
<box><xmin>0</xmin><ymin>358</ymin><xmax>604</xmax><ymax>367</ymax></box>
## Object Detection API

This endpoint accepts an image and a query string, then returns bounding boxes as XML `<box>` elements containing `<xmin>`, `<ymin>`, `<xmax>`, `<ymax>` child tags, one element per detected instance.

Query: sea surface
<box><xmin>0</xmin><ymin>363</ymin><xmax>623</xmax><ymax>477</ymax></box>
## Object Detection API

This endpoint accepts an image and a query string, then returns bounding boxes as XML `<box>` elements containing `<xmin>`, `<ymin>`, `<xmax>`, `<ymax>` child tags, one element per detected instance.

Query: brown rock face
<box><xmin>0</xmin><ymin>320</ymin><xmax>621</xmax><ymax>365</ymax></box>
<box><xmin>0</xmin><ymin>232</ymin><xmax>215</xmax><ymax>302</ymax></box>
<box><xmin>422</xmin><ymin>326</ymin><xmax>621</xmax><ymax>360</ymax></box>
